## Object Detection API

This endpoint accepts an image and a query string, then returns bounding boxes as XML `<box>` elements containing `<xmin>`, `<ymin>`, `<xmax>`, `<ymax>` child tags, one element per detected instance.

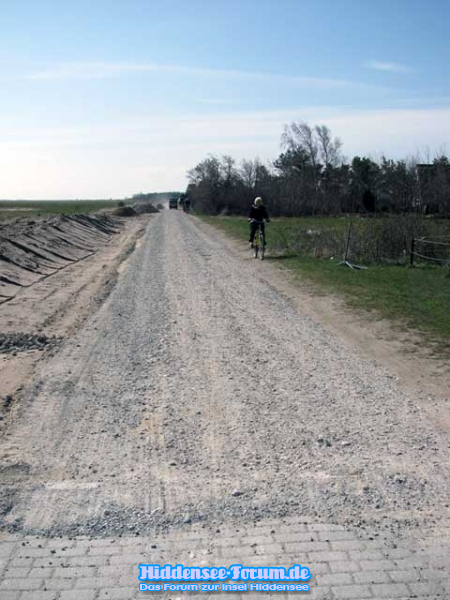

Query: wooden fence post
<box><xmin>343</xmin><ymin>220</ymin><xmax>352</xmax><ymax>263</ymax></box>
<box><xmin>410</xmin><ymin>237</ymin><xmax>415</xmax><ymax>266</ymax></box>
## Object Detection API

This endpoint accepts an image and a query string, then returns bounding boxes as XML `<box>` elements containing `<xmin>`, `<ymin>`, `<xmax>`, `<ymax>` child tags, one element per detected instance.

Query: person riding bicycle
<box><xmin>248</xmin><ymin>197</ymin><xmax>270</xmax><ymax>247</ymax></box>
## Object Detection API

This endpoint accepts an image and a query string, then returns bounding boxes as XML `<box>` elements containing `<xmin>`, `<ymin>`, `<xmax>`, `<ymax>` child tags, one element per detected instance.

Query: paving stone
<box><xmin>316</xmin><ymin>572</ymin><xmax>353</xmax><ymax>586</ymax></box>
<box><xmin>7</xmin><ymin>558</ymin><xmax>34</xmax><ymax>568</ymax></box>
<box><xmin>370</xmin><ymin>582</ymin><xmax>409</xmax><ymax>597</ymax></box>
<box><xmin>20</xmin><ymin>592</ymin><xmax>58</xmax><ymax>600</ymax></box>
<box><xmin>282</xmin><ymin>516</ymin><xmax>314</xmax><ymax>525</ymax></box>
<box><xmin>87</xmin><ymin>546</ymin><xmax>122</xmax><ymax>556</ymax></box>
<box><xmin>28</xmin><ymin>567</ymin><xmax>54</xmax><ymax>578</ymax></box>
<box><xmin>240</xmin><ymin>535</ymin><xmax>275</xmax><ymax>546</ymax></box>
<box><xmin>63</xmin><ymin>555</ymin><xmax>109</xmax><ymax>567</ymax></box>
<box><xmin>43</xmin><ymin>577</ymin><xmax>75</xmax><ymax>590</ymax></box>
<box><xmin>332</xmin><ymin>584</ymin><xmax>372</xmax><ymax>598</ymax></box>
<box><xmin>117</xmin><ymin>570</ymin><xmax>142</xmax><ymax>586</ymax></box>
<box><xmin>395</xmin><ymin>557</ymin><xmax>431</xmax><ymax>570</ymax></box>
<box><xmin>354</xmin><ymin>570</ymin><xmax>390</xmax><ymax>584</ymax></box>
<box><xmin>20</xmin><ymin>539</ymin><xmax>47</xmax><ymax>549</ymax></box>
<box><xmin>110</xmin><ymin>554</ymin><xmax>144</xmax><ymax>565</ymax></box>
<box><xmin>408</xmin><ymin>581</ymin><xmax>447</xmax><ymax>596</ymax></box>
<box><xmin>219</xmin><ymin>545</ymin><xmax>256</xmax><ymax>557</ymax></box>
<box><xmin>276</xmin><ymin>532</ymin><xmax>317</xmax><ymax>544</ymax></box>
<box><xmin>15</xmin><ymin>548</ymin><xmax>49</xmax><ymax>558</ymax></box>
<box><xmin>349</xmin><ymin>551</ymin><xmax>385</xmax><ymax>561</ymax></box>
<box><xmin>53</xmin><ymin>566</ymin><xmax>97</xmax><ymax>579</ymax></box>
<box><xmin>428</xmin><ymin>554</ymin><xmax>450</xmax><ymax>568</ymax></box>
<box><xmin>308</xmin><ymin>551</ymin><xmax>348</xmax><ymax>563</ymax></box>
<box><xmin>3</xmin><ymin>567</ymin><xmax>31</xmax><ymax>579</ymax></box>
<box><xmin>0</xmin><ymin>577</ymin><xmax>43</xmax><ymax>591</ymax></box>
<box><xmin>43</xmin><ymin>547</ymin><xmax>88</xmax><ymax>558</ymax></box>
<box><xmin>418</xmin><ymin>567</ymin><xmax>450</xmax><ymax>581</ymax></box>
<box><xmin>329</xmin><ymin>561</ymin><xmax>360</xmax><ymax>573</ymax></box>
<box><xmin>388</xmin><ymin>569</ymin><xmax>420</xmax><ymax>583</ymax></box>
<box><xmin>98</xmin><ymin>588</ymin><xmax>136</xmax><ymax>599</ymax></box>
<box><xmin>60</xmin><ymin>591</ymin><xmax>97</xmax><ymax>600</ymax></box>
<box><xmin>0</xmin><ymin>520</ymin><xmax>449</xmax><ymax>600</ymax></box>
<box><xmin>89</xmin><ymin>539</ymin><xmax>121</xmax><ymax>548</ymax></box>
<box><xmin>309</xmin><ymin>586</ymin><xmax>332</xmax><ymax>599</ymax></box>
<box><xmin>284</xmin><ymin>541</ymin><xmax>330</xmax><ymax>553</ymax></box>
<box><xmin>308</xmin><ymin>524</ymin><xmax>344</xmax><ymax>532</ymax></box>
<box><xmin>98</xmin><ymin>564</ymin><xmax>134</xmax><ymax>577</ymax></box>
<box><xmin>318</xmin><ymin>530</ymin><xmax>357</xmax><ymax>542</ymax></box>
<box><xmin>276</xmin><ymin>524</ymin><xmax>303</xmax><ymax>533</ymax></box>
<box><xmin>31</xmin><ymin>559</ymin><xmax>59</xmax><ymax>568</ymax></box>
<box><xmin>75</xmin><ymin>576</ymin><xmax>118</xmax><ymax>588</ymax></box>
<box><xmin>46</xmin><ymin>539</ymin><xmax>75</xmax><ymax>549</ymax></box>
<box><xmin>330</xmin><ymin>540</ymin><xmax>363</xmax><ymax>551</ymax></box>
<box><xmin>254</xmin><ymin>543</ymin><xmax>284</xmax><ymax>555</ymax></box>
<box><xmin>0</xmin><ymin>544</ymin><xmax>17</xmax><ymax>559</ymax></box>
<box><xmin>383</xmin><ymin>548</ymin><xmax>413</xmax><ymax>559</ymax></box>
<box><xmin>359</xmin><ymin>559</ymin><xmax>397</xmax><ymax>571</ymax></box>
<box><xmin>301</xmin><ymin>562</ymin><xmax>329</xmax><ymax>575</ymax></box>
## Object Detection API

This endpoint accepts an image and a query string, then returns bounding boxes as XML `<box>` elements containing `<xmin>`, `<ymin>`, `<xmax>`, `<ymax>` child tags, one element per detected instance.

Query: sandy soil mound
<box><xmin>0</xmin><ymin>214</ymin><xmax>120</xmax><ymax>302</ymax></box>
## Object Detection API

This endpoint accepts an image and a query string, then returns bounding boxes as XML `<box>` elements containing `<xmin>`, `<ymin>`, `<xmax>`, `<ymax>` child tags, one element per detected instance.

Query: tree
<box><xmin>315</xmin><ymin>124</ymin><xmax>343</xmax><ymax>167</ymax></box>
<box><xmin>349</xmin><ymin>157</ymin><xmax>380</xmax><ymax>212</ymax></box>
<box><xmin>279</xmin><ymin>121</ymin><xmax>343</xmax><ymax>215</ymax></box>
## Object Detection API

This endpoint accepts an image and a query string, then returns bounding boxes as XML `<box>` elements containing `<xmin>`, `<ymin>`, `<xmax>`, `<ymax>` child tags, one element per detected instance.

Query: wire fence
<box><xmin>410</xmin><ymin>237</ymin><xmax>450</xmax><ymax>266</ymax></box>
<box><xmin>268</xmin><ymin>217</ymin><xmax>450</xmax><ymax>267</ymax></box>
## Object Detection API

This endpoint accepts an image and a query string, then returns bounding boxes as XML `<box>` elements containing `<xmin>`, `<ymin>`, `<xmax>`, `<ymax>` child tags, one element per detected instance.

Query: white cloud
<box><xmin>26</xmin><ymin>62</ymin><xmax>162</xmax><ymax>80</ymax></box>
<box><xmin>26</xmin><ymin>61</ymin><xmax>387</xmax><ymax>92</ymax></box>
<box><xmin>365</xmin><ymin>60</ymin><xmax>415</xmax><ymax>74</ymax></box>
<box><xmin>195</xmin><ymin>98</ymin><xmax>239</xmax><ymax>105</ymax></box>
<box><xmin>1</xmin><ymin>106</ymin><xmax>449</xmax><ymax>198</ymax></box>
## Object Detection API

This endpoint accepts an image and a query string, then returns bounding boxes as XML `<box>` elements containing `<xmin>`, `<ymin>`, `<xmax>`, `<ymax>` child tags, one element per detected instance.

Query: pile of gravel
<box><xmin>113</xmin><ymin>206</ymin><xmax>136</xmax><ymax>217</ymax></box>
<box><xmin>132</xmin><ymin>203</ymin><xmax>160</xmax><ymax>215</ymax></box>
<box><xmin>0</xmin><ymin>333</ymin><xmax>60</xmax><ymax>355</ymax></box>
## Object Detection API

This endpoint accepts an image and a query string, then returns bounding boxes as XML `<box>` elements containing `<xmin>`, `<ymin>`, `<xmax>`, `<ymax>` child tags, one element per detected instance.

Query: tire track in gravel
<box><xmin>0</xmin><ymin>210</ymin><xmax>449</xmax><ymax>538</ymax></box>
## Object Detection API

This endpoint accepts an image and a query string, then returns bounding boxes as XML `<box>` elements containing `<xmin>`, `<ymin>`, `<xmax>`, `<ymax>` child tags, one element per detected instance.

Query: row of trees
<box><xmin>128</xmin><ymin>192</ymin><xmax>181</xmax><ymax>203</ymax></box>
<box><xmin>186</xmin><ymin>122</ymin><xmax>450</xmax><ymax>216</ymax></box>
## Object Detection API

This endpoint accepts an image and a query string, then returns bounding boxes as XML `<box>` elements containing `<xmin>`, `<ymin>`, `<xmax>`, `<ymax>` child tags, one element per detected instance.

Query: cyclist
<box><xmin>248</xmin><ymin>197</ymin><xmax>270</xmax><ymax>248</ymax></box>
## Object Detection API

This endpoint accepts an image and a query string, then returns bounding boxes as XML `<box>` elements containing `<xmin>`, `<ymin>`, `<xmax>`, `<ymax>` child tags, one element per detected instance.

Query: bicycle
<box><xmin>250</xmin><ymin>219</ymin><xmax>266</xmax><ymax>260</ymax></box>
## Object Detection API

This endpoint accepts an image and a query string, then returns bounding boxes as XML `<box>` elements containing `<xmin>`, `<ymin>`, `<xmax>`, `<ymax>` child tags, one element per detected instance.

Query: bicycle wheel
<box><xmin>259</xmin><ymin>231</ymin><xmax>265</xmax><ymax>260</ymax></box>
<box><xmin>253</xmin><ymin>230</ymin><xmax>259</xmax><ymax>258</ymax></box>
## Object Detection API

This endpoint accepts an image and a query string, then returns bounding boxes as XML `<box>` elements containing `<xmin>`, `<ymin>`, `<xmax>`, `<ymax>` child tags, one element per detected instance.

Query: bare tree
<box><xmin>315</xmin><ymin>124</ymin><xmax>342</xmax><ymax>167</ymax></box>
<box><xmin>282</xmin><ymin>121</ymin><xmax>319</xmax><ymax>169</ymax></box>
<box><xmin>220</xmin><ymin>155</ymin><xmax>236</xmax><ymax>186</ymax></box>
<box><xmin>240</xmin><ymin>158</ymin><xmax>264</xmax><ymax>190</ymax></box>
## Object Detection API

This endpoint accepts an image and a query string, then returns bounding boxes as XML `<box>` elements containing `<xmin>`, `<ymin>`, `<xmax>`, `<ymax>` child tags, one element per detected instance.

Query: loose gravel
<box><xmin>0</xmin><ymin>332</ymin><xmax>60</xmax><ymax>354</ymax></box>
<box><xmin>0</xmin><ymin>211</ymin><xmax>449</xmax><ymax>540</ymax></box>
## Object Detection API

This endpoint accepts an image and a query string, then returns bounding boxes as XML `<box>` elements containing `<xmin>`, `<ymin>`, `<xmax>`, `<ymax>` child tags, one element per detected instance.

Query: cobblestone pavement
<box><xmin>1</xmin><ymin>517</ymin><xmax>449</xmax><ymax>599</ymax></box>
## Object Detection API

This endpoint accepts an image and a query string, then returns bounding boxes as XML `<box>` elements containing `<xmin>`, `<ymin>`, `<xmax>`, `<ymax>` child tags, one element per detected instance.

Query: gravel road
<box><xmin>1</xmin><ymin>210</ymin><xmax>449</xmax><ymax>539</ymax></box>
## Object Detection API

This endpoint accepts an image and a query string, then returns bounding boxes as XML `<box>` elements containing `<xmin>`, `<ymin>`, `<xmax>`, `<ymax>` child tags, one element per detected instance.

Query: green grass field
<box><xmin>200</xmin><ymin>215</ymin><xmax>347</xmax><ymax>243</ymax></box>
<box><xmin>0</xmin><ymin>200</ymin><xmax>119</xmax><ymax>221</ymax></box>
<box><xmin>200</xmin><ymin>215</ymin><xmax>450</xmax><ymax>352</ymax></box>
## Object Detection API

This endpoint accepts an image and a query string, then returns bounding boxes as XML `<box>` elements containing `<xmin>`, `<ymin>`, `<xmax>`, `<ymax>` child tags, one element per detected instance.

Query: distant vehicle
<box><xmin>169</xmin><ymin>198</ymin><xmax>178</xmax><ymax>210</ymax></box>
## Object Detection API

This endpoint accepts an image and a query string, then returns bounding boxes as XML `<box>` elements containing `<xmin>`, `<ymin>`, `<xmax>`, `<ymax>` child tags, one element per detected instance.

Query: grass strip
<box><xmin>200</xmin><ymin>215</ymin><xmax>450</xmax><ymax>352</ymax></box>
<box><xmin>0</xmin><ymin>200</ymin><xmax>118</xmax><ymax>220</ymax></box>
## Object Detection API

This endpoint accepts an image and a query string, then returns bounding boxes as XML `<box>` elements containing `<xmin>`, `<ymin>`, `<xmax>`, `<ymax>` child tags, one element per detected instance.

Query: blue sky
<box><xmin>1</xmin><ymin>0</ymin><xmax>449</xmax><ymax>198</ymax></box>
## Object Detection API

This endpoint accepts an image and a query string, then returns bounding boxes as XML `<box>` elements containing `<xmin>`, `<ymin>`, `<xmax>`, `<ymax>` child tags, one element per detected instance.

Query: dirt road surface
<box><xmin>0</xmin><ymin>211</ymin><xmax>449</xmax><ymax>599</ymax></box>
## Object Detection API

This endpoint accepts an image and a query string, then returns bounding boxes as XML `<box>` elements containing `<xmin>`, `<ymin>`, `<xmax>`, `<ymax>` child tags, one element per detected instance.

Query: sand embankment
<box><xmin>0</xmin><ymin>214</ymin><xmax>120</xmax><ymax>302</ymax></box>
